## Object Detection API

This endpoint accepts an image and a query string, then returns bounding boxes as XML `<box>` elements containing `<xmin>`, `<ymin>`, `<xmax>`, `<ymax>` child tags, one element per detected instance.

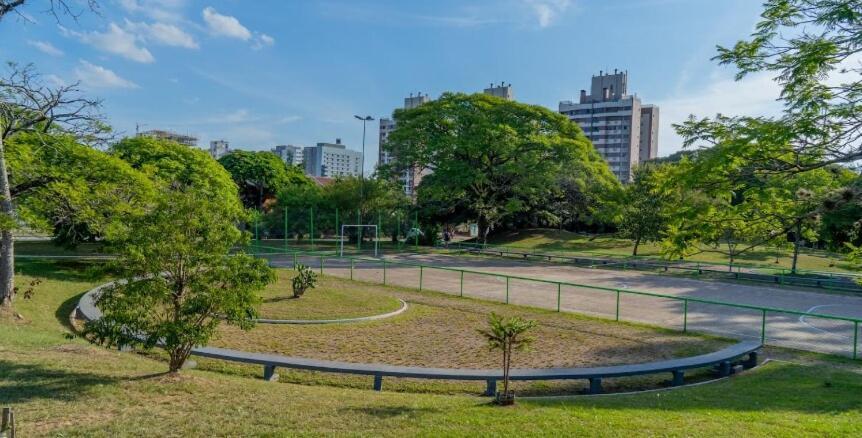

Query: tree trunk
<box><xmin>791</xmin><ymin>223</ymin><xmax>802</xmax><ymax>274</ymax></box>
<box><xmin>0</xmin><ymin>136</ymin><xmax>14</xmax><ymax>309</ymax></box>
<box><xmin>632</xmin><ymin>236</ymin><xmax>641</xmax><ymax>256</ymax></box>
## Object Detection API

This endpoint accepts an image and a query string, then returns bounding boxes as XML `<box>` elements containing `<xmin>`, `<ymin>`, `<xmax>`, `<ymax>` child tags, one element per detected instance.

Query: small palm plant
<box><xmin>478</xmin><ymin>313</ymin><xmax>537</xmax><ymax>405</ymax></box>
<box><xmin>291</xmin><ymin>265</ymin><xmax>318</xmax><ymax>298</ymax></box>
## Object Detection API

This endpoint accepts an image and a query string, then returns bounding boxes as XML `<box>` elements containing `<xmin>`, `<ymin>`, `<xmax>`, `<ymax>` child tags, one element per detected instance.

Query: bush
<box><xmin>292</xmin><ymin>265</ymin><xmax>318</xmax><ymax>298</ymax></box>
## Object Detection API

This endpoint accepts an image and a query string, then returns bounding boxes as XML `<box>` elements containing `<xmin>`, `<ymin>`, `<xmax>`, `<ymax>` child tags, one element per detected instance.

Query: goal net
<box><xmin>339</xmin><ymin>225</ymin><xmax>379</xmax><ymax>257</ymax></box>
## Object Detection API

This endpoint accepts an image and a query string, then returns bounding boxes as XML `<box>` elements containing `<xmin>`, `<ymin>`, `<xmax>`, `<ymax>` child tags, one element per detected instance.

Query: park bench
<box><xmin>189</xmin><ymin>340</ymin><xmax>760</xmax><ymax>395</ymax></box>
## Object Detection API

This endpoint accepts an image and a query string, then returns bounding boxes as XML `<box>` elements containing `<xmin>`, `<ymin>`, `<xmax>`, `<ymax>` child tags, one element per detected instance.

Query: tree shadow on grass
<box><xmin>0</xmin><ymin>360</ymin><xmax>166</xmax><ymax>404</ymax></box>
<box><xmin>15</xmin><ymin>259</ymin><xmax>114</xmax><ymax>283</ymax></box>
<box><xmin>340</xmin><ymin>406</ymin><xmax>442</xmax><ymax>419</ymax></box>
<box><xmin>55</xmin><ymin>291</ymin><xmax>86</xmax><ymax>333</ymax></box>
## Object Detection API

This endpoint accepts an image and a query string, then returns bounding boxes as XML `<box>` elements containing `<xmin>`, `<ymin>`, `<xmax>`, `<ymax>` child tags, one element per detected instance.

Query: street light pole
<box><xmin>354</xmin><ymin>115</ymin><xmax>374</xmax><ymax>246</ymax></box>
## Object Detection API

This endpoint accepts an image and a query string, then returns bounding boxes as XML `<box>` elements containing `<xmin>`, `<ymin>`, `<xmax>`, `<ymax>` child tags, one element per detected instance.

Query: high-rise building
<box><xmin>379</xmin><ymin>92</ymin><xmax>431</xmax><ymax>196</ymax></box>
<box><xmin>559</xmin><ymin>70</ymin><xmax>659</xmax><ymax>182</ymax></box>
<box><xmin>483</xmin><ymin>82</ymin><xmax>514</xmax><ymax>100</ymax></box>
<box><xmin>272</xmin><ymin>144</ymin><xmax>304</xmax><ymax>167</ymax></box>
<box><xmin>303</xmin><ymin>138</ymin><xmax>362</xmax><ymax>177</ymax></box>
<box><xmin>209</xmin><ymin>140</ymin><xmax>230</xmax><ymax>159</ymax></box>
<box><xmin>639</xmin><ymin>105</ymin><xmax>659</xmax><ymax>162</ymax></box>
<box><xmin>137</xmin><ymin>129</ymin><xmax>198</xmax><ymax>147</ymax></box>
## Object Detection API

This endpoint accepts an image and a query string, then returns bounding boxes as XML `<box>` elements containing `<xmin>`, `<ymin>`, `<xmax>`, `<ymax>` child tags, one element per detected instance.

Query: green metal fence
<box><xmin>251</xmin><ymin>246</ymin><xmax>862</xmax><ymax>360</ymax></box>
<box><xmin>442</xmin><ymin>241</ymin><xmax>862</xmax><ymax>292</ymax></box>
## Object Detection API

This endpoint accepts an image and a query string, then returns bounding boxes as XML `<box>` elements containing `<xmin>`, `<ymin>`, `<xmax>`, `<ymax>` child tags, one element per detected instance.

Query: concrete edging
<box><xmin>253</xmin><ymin>299</ymin><xmax>408</xmax><ymax>324</ymax></box>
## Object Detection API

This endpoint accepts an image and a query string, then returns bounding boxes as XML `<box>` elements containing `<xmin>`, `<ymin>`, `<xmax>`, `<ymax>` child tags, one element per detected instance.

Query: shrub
<box><xmin>292</xmin><ymin>265</ymin><xmax>318</xmax><ymax>298</ymax></box>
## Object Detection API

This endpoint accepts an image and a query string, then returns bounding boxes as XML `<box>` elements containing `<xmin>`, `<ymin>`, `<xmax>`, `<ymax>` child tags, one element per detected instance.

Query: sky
<box><xmin>0</xmin><ymin>0</ymin><xmax>785</xmax><ymax>173</ymax></box>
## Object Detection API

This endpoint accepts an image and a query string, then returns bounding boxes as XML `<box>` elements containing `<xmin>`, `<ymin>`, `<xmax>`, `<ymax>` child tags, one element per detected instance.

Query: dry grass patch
<box><xmin>257</xmin><ymin>270</ymin><xmax>402</xmax><ymax>320</ymax></box>
<box><xmin>212</xmin><ymin>271</ymin><xmax>729</xmax><ymax>369</ymax></box>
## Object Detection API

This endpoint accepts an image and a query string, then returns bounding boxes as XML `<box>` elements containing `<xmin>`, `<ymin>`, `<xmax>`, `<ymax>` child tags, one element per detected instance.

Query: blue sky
<box><xmin>0</xmin><ymin>0</ymin><xmax>783</xmax><ymax>172</ymax></box>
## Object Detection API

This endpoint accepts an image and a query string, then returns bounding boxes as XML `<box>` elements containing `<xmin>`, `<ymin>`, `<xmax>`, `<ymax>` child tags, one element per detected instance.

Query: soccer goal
<box><xmin>339</xmin><ymin>225</ymin><xmax>379</xmax><ymax>257</ymax></box>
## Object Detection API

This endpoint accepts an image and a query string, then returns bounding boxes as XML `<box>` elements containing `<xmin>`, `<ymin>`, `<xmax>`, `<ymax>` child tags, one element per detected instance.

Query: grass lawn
<box><xmin>487</xmin><ymin>229</ymin><xmax>856</xmax><ymax>274</ymax></box>
<box><xmin>2</xmin><ymin>259</ymin><xmax>862</xmax><ymax>436</ymax></box>
<box><xmin>257</xmin><ymin>270</ymin><xmax>402</xmax><ymax>320</ymax></box>
<box><xmin>217</xmin><ymin>269</ymin><xmax>727</xmax><ymax>370</ymax></box>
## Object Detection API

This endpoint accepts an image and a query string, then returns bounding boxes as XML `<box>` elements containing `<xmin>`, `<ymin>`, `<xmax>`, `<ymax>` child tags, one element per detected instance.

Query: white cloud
<box><xmin>656</xmin><ymin>72</ymin><xmax>782</xmax><ymax>154</ymax></box>
<box><xmin>27</xmin><ymin>40</ymin><xmax>63</xmax><ymax>56</ymax></box>
<box><xmin>65</xmin><ymin>23</ymin><xmax>155</xmax><ymax>63</ymax></box>
<box><xmin>251</xmin><ymin>33</ymin><xmax>275</xmax><ymax>50</ymax></box>
<box><xmin>74</xmin><ymin>60</ymin><xmax>139</xmax><ymax>89</ymax></box>
<box><xmin>202</xmin><ymin>7</ymin><xmax>251</xmax><ymax>40</ymax></box>
<box><xmin>524</xmin><ymin>0</ymin><xmax>570</xmax><ymax>28</ymax></box>
<box><xmin>278</xmin><ymin>115</ymin><xmax>302</xmax><ymax>124</ymax></box>
<box><xmin>124</xmin><ymin>19</ymin><xmax>199</xmax><ymax>49</ymax></box>
<box><xmin>120</xmin><ymin>0</ymin><xmax>188</xmax><ymax>22</ymax></box>
<box><xmin>44</xmin><ymin>74</ymin><xmax>67</xmax><ymax>87</ymax></box>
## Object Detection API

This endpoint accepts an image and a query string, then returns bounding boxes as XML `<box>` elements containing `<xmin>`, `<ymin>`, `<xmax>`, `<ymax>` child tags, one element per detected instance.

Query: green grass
<box><xmin>2</xmin><ymin>259</ymin><xmax>862</xmax><ymax>436</ymax></box>
<box><xmin>257</xmin><ymin>270</ymin><xmax>402</xmax><ymax>320</ymax></box>
<box><xmin>486</xmin><ymin>229</ymin><xmax>856</xmax><ymax>274</ymax></box>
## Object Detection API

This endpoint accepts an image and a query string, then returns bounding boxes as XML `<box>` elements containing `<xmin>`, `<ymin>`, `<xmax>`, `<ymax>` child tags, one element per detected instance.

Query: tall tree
<box><xmin>218</xmin><ymin>150</ymin><xmax>311</xmax><ymax>211</ymax></box>
<box><xmin>0</xmin><ymin>63</ymin><xmax>104</xmax><ymax>308</ymax></box>
<box><xmin>385</xmin><ymin>92</ymin><xmax>620</xmax><ymax>243</ymax></box>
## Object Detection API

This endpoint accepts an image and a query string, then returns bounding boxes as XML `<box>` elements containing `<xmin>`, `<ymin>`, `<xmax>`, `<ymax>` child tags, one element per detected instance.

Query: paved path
<box><xmin>268</xmin><ymin>253</ymin><xmax>862</xmax><ymax>357</ymax></box>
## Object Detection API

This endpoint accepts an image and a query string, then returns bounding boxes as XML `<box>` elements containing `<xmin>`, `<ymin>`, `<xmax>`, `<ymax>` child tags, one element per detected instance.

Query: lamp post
<box><xmin>353</xmin><ymin>115</ymin><xmax>379</xmax><ymax>245</ymax></box>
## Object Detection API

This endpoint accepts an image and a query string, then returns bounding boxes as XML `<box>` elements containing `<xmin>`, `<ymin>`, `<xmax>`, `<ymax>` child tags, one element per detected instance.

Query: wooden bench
<box><xmin>190</xmin><ymin>341</ymin><xmax>760</xmax><ymax>395</ymax></box>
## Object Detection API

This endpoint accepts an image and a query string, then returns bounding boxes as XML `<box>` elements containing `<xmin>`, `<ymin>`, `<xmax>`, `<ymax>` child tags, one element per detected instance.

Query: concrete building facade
<box><xmin>272</xmin><ymin>144</ymin><xmax>304</xmax><ymax>167</ymax></box>
<box><xmin>303</xmin><ymin>139</ymin><xmax>362</xmax><ymax>178</ymax></box>
<box><xmin>209</xmin><ymin>140</ymin><xmax>230</xmax><ymax>159</ymax></box>
<box><xmin>138</xmin><ymin>129</ymin><xmax>198</xmax><ymax>147</ymax></box>
<box><xmin>559</xmin><ymin>70</ymin><xmax>659</xmax><ymax>182</ymax></box>
<box><xmin>378</xmin><ymin>92</ymin><xmax>431</xmax><ymax>196</ymax></box>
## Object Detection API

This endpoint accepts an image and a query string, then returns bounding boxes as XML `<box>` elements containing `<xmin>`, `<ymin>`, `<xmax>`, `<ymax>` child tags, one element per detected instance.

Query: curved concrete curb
<box><xmin>254</xmin><ymin>299</ymin><xmax>408</xmax><ymax>324</ymax></box>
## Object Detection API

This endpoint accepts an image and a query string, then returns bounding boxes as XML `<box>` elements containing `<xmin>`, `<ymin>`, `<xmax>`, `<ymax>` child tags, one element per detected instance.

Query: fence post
<box><xmin>683</xmin><ymin>299</ymin><xmax>688</xmax><ymax>332</ymax></box>
<box><xmin>615</xmin><ymin>290</ymin><xmax>620</xmax><ymax>321</ymax></box>
<box><xmin>1</xmin><ymin>407</ymin><xmax>14</xmax><ymax>438</ymax></box>
<box><xmin>556</xmin><ymin>283</ymin><xmax>561</xmax><ymax>312</ymax></box>
<box><xmin>414</xmin><ymin>211</ymin><xmax>419</xmax><ymax>250</ymax></box>
<box><xmin>283</xmin><ymin>207</ymin><xmax>288</xmax><ymax>251</ymax></box>
<box><xmin>293</xmin><ymin>252</ymin><xmax>297</xmax><ymax>269</ymax></box>
<box><xmin>350</xmin><ymin>258</ymin><xmax>354</xmax><ymax>281</ymax></box>
<box><xmin>460</xmin><ymin>270</ymin><xmax>464</xmax><ymax>297</ymax></box>
<box><xmin>319</xmin><ymin>256</ymin><xmax>324</xmax><ymax>275</ymax></box>
<box><xmin>505</xmin><ymin>276</ymin><xmax>510</xmax><ymax>304</ymax></box>
<box><xmin>761</xmin><ymin>309</ymin><xmax>767</xmax><ymax>344</ymax></box>
<box><xmin>419</xmin><ymin>265</ymin><xmax>424</xmax><ymax>290</ymax></box>
<box><xmin>854</xmin><ymin>321</ymin><xmax>859</xmax><ymax>360</ymax></box>
<box><xmin>383</xmin><ymin>260</ymin><xmax>387</xmax><ymax>285</ymax></box>
<box><xmin>310</xmin><ymin>207</ymin><xmax>315</xmax><ymax>251</ymax></box>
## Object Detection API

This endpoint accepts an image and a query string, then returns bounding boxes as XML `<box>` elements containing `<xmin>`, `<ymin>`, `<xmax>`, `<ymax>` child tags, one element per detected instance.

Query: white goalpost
<box><xmin>340</xmin><ymin>225</ymin><xmax>379</xmax><ymax>257</ymax></box>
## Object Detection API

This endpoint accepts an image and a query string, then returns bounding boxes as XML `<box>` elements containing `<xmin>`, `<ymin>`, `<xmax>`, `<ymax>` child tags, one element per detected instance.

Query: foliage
<box><xmin>669</xmin><ymin>0</ymin><xmax>862</xmax><ymax>266</ymax></box>
<box><xmin>384</xmin><ymin>92</ymin><xmax>620</xmax><ymax>242</ymax></box>
<box><xmin>0</xmin><ymin>62</ymin><xmax>105</xmax><ymax>308</ymax></box>
<box><xmin>87</xmin><ymin>138</ymin><xmax>275</xmax><ymax>372</ymax></box>
<box><xmin>477</xmin><ymin>312</ymin><xmax>537</xmax><ymax>402</ymax></box>
<box><xmin>291</xmin><ymin>264</ymin><xmax>318</xmax><ymax>298</ymax></box>
<box><xmin>218</xmin><ymin>150</ymin><xmax>311</xmax><ymax>211</ymax></box>
<box><xmin>6</xmin><ymin>132</ymin><xmax>153</xmax><ymax>247</ymax></box>
<box><xmin>618</xmin><ymin>165</ymin><xmax>671</xmax><ymax>256</ymax></box>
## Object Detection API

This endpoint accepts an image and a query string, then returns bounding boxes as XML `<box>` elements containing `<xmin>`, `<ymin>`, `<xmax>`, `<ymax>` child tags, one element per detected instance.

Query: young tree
<box><xmin>0</xmin><ymin>63</ymin><xmax>105</xmax><ymax>308</ymax></box>
<box><xmin>386</xmin><ymin>92</ymin><xmax>619</xmax><ymax>243</ymax></box>
<box><xmin>87</xmin><ymin>139</ymin><xmax>275</xmax><ymax>373</ymax></box>
<box><xmin>478</xmin><ymin>313</ymin><xmax>537</xmax><ymax>405</ymax></box>
<box><xmin>618</xmin><ymin>165</ymin><xmax>670</xmax><ymax>256</ymax></box>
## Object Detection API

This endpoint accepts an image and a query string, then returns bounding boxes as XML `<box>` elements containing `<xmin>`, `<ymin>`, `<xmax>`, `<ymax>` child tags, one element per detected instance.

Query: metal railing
<box><xmin>249</xmin><ymin>246</ymin><xmax>862</xmax><ymax>360</ymax></box>
<box><xmin>441</xmin><ymin>241</ymin><xmax>862</xmax><ymax>292</ymax></box>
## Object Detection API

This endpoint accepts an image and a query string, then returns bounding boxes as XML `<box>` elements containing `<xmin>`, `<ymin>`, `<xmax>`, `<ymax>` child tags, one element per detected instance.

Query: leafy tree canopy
<box><xmin>385</xmin><ymin>92</ymin><xmax>620</xmax><ymax>241</ymax></box>
<box><xmin>6</xmin><ymin>132</ymin><xmax>154</xmax><ymax>247</ymax></box>
<box><xmin>218</xmin><ymin>150</ymin><xmax>311</xmax><ymax>210</ymax></box>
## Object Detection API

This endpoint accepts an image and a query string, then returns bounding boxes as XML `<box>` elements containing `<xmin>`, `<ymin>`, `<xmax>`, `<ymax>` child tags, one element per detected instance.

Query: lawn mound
<box><xmin>256</xmin><ymin>270</ymin><xmax>403</xmax><ymax>321</ymax></box>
